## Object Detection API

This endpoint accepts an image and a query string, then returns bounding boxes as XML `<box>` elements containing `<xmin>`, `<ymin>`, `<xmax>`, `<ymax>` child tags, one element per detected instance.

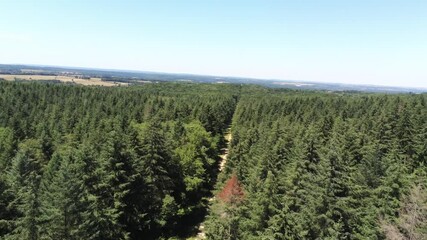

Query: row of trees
<box><xmin>206</xmin><ymin>92</ymin><xmax>427</xmax><ymax>239</ymax></box>
<box><xmin>0</xmin><ymin>82</ymin><xmax>238</xmax><ymax>239</ymax></box>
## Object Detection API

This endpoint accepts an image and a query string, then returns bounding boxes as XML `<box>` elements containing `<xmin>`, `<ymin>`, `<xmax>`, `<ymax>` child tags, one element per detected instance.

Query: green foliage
<box><xmin>0</xmin><ymin>81</ymin><xmax>425</xmax><ymax>239</ymax></box>
<box><xmin>175</xmin><ymin>121</ymin><xmax>217</xmax><ymax>193</ymax></box>
<box><xmin>6</xmin><ymin>139</ymin><xmax>46</xmax><ymax>240</ymax></box>
<box><xmin>206</xmin><ymin>91</ymin><xmax>427</xmax><ymax>239</ymax></box>
<box><xmin>0</xmin><ymin>127</ymin><xmax>15</xmax><ymax>172</ymax></box>
<box><xmin>0</xmin><ymin>82</ymin><xmax>237</xmax><ymax>239</ymax></box>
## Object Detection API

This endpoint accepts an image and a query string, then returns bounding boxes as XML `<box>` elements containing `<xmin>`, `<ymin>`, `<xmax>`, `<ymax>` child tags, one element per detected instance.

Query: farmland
<box><xmin>0</xmin><ymin>74</ymin><xmax>128</xmax><ymax>86</ymax></box>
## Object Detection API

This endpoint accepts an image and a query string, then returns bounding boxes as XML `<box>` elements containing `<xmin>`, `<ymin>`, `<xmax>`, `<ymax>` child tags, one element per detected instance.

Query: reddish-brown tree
<box><xmin>218</xmin><ymin>174</ymin><xmax>245</xmax><ymax>204</ymax></box>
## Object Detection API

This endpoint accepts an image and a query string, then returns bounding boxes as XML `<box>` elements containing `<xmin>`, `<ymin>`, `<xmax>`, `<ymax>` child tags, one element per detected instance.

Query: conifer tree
<box><xmin>128</xmin><ymin>120</ymin><xmax>182</xmax><ymax>238</ymax></box>
<box><xmin>0</xmin><ymin>175</ymin><xmax>16</xmax><ymax>237</ymax></box>
<box><xmin>0</xmin><ymin>127</ymin><xmax>15</xmax><ymax>172</ymax></box>
<box><xmin>6</xmin><ymin>139</ymin><xmax>46</xmax><ymax>240</ymax></box>
<box><xmin>38</xmin><ymin>148</ymin><xmax>81</xmax><ymax>240</ymax></box>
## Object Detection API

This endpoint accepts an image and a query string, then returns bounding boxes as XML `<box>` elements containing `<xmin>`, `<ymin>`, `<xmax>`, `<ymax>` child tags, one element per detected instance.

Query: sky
<box><xmin>0</xmin><ymin>0</ymin><xmax>426</xmax><ymax>88</ymax></box>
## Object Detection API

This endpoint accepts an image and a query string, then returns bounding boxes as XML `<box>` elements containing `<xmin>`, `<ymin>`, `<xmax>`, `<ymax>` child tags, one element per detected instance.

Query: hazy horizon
<box><xmin>1</xmin><ymin>0</ymin><xmax>426</xmax><ymax>88</ymax></box>
<box><xmin>2</xmin><ymin>62</ymin><xmax>427</xmax><ymax>90</ymax></box>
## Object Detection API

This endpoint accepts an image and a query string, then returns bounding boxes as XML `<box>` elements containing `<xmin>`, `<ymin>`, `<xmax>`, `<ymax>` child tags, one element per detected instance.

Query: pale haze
<box><xmin>1</xmin><ymin>0</ymin><xmax>426</xmax><ymax>88</ymax></box>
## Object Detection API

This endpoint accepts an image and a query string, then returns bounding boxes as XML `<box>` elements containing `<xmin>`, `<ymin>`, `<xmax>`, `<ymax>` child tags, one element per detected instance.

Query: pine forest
<box><xmin>0</xmin><ymin>81</ymin><xmax>426</xmax><ymax>240</ymax></box>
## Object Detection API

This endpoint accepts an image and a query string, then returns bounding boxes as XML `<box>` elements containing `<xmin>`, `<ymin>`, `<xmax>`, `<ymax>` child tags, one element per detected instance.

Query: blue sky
<box><xmin>1</xmin><ymin>0</ymin><xmax>426</xmax><ymax>88</ymax></box>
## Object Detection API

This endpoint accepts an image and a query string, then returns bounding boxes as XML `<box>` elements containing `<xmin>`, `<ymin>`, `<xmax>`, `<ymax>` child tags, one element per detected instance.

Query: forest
<box><xmin>0</xmin><ymin>81</ymin><xmax>426</xmax><ymax>239</ymax></box>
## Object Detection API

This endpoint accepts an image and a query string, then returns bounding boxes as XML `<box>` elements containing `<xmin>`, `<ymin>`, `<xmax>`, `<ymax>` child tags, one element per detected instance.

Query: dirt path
<box><xmin>219</xmin><ymin>129</ymin><xmax>232</xmax><ymax>172</ymax></box>
<box><xmin>194</xmin><ymin>128</ymin><xmax>232</xmax><ymax>239</ymax></box>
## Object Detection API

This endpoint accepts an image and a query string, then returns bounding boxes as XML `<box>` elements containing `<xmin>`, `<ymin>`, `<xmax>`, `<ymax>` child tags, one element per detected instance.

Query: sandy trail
<box><xmin>219</xmin><ymin>130</ymin><xmax>232</xmax><ymax>172</ymax></box>
<box><xmin>195</xmin><ymin>128</ymin><xmax>232</xmax><ymax>239</ymax></box>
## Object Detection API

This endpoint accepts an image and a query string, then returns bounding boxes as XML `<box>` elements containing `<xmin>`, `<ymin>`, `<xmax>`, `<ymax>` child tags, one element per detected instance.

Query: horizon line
<box><xmin>1</xmin><ymin>62</ymin><xmax>426</xmax><ymax>91</ymax></box>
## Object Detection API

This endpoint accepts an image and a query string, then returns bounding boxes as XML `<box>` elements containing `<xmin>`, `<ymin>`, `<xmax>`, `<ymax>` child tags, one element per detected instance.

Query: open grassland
<box><xmin>0</xmin><ymin>74</ymin><xmax>128</xmax><ymax>86</ymax></box>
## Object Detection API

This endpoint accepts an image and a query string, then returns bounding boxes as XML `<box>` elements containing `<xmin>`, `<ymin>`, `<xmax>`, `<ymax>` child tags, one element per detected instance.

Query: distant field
<box><xmin>0</xmin><ymin>74</ymin><xmax>128</xmax><ymax>87</ymax></box>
